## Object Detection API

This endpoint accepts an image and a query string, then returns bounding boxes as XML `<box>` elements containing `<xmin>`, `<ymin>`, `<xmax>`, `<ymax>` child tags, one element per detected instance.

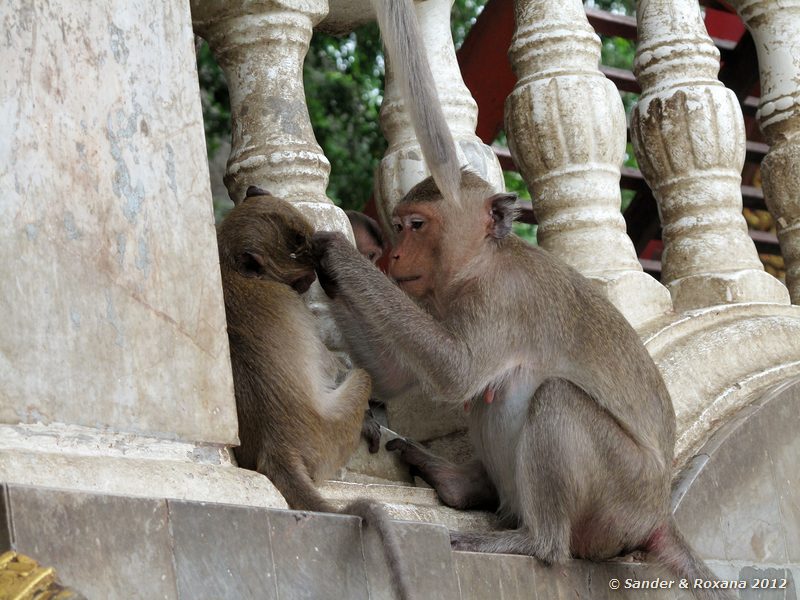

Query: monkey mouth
<box><xmin>393</xmin><ymin>275</ymin><xmax>421</xmax><ymax>286</ymax></box>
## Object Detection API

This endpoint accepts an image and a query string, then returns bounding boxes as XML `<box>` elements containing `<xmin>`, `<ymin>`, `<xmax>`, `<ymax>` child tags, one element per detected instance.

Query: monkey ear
<box><xmin>245</xmin><ymin>186</ymin><xmax>272</xmax><ymax>200</ymax></box>
<box><xmin>486</xmin><ymin>193</ymin><xmax>518</xmax><ymax>239</ymax></box>
<box><xmin>237</xmin><ymin>251</ymin><xmax>266</xmax><ymax>277</ymax></box>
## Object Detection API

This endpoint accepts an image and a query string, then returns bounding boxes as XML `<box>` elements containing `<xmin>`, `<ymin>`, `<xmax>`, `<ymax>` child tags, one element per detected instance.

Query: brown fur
<box><xmin>218</xmin><ymin>190</ymin><xmax>415</xmax><ymax>600</ymax></box>
<box><xmin>218</xmin><ymin>192</ymin><xmax>370</xmax><ymax>510</ymax></box>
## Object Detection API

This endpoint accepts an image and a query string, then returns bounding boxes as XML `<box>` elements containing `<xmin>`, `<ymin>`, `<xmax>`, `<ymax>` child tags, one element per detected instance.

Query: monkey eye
<box><xmin>368</xmin><ymin>252</ymin><xmax>376</xmax><ymax>261</ymax></box>
<box><xmin>410</xmin><ymin>219</ymin><xmax>425</xmax><ymax>231</ymax></box>
<box><xmin>391</xmin><ymin>221</ymin><xmax>403</xmax><ymax>234</ymax></box>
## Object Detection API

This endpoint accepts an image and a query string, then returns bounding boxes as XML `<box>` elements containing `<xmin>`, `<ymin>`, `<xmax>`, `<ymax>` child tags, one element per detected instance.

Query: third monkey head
<box><xmin>346</xmin><ymin>210</ymin><xmax>385</xmax><ymax>265</ymax></box>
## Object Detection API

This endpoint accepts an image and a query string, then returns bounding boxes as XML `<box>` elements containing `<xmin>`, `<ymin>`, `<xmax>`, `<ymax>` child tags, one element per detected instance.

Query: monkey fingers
<box><xmin>361</xmin><ymin>408</ymin><xmax>382</xmax><ymax>454</ymax></box>
<box><xmin>310</xmin><ymin>231</ymin><xmax>347</xmax><ymax>298</ymax></box>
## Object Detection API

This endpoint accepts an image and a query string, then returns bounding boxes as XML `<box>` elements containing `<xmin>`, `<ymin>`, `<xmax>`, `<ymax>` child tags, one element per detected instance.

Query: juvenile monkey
<box><xmin>311</xmin><ymin>1</ymin><xmax>732</xmax><ymax>598</ymax></box>
<box><xmin>346</xmin><ymin>210</ymin><xmax>385</xmax><ymax>264</ymax></box>
<box><xmin>217</xmin><ymin>187</ymin><xmax>412</xmax><ymax>599</ymax></box>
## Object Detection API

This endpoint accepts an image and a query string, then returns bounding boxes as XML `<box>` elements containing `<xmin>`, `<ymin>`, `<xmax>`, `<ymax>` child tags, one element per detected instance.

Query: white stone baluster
<box><xmin>192</xmin><ymin>0</ymin><xmax>351</xmax><ymax>234</ymax></box>
<box><xmin>630</xmin><ymin>0</ymin><xmax>789</xmax><ymax>311</ymax></box>
<box><xmin>375</xmin><ymin>0</ymin><xmax>504</xmax><ymax>227</ymax></box>
<box><xmin>505</xmin><ymin>0</ymin><xmax>672</xmax><ymax>328</ymax></box>
<box><xmin>728</xmin><ymin>0</ymin><xmax>800</xmax><ymax>304</ymax></box>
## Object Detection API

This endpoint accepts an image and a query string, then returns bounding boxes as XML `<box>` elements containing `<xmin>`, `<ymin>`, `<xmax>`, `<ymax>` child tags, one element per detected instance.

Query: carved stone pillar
<box><xmin>375</xmin><ymin>0</ymin><xmax>504</xmax><ymax>227</ymax></box>
<box><xmin>630</xmin><ymin>0</ymin><xmax>789</xmax><ymax>311</ymax></box>
<box><xmin>192</xmin><ymin>0</ymin><xmax>350</xmax><ymax>235</ymax></box>
<box><xmin>192</xmin><ymin>0</ymin><xmax>353</xmax><ymax>354</ymax></box>
<box><xmin>728</xmin><ymin>0</ymin><xmax>800</xmax><ymax>304</ymax></box>
<box><xmin>505</xmin><ymin>0</ymin><xmax>672</xmax><ymax>328</ymax></box>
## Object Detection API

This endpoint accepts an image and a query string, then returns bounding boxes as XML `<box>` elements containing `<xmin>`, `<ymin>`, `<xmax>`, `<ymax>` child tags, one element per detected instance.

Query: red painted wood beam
<box><xmin>456</xmin><ymin>0</ymin><xmax>516</xmax><ymax>144</ymax></box>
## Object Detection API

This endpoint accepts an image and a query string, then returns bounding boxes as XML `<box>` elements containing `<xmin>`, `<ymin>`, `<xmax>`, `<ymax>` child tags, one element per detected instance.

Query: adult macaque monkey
<box><xmin>218</xmin><ymin>187</ymin><xmax>412</xmax><ymax>599</ymax></box>
<box><xmin>311</xmin><ymin>1</ymin><xmax>732</xmax><ymax>598</ymax></box>
<box><xmin>346</xmin><ymin>210</ymin><xmax>386</xmax><ymax>264</ymax></box>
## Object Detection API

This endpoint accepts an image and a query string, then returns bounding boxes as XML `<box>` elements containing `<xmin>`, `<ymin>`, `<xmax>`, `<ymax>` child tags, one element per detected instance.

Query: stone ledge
<box><xmin>0</xmin><ymin>425</ymin><xmax>287</xmax><ymax>509</ymax></box>
<box><xmin>3</xmin><ymin>483</ymin><xmax>797</xmax><ymax>599</ymax></box>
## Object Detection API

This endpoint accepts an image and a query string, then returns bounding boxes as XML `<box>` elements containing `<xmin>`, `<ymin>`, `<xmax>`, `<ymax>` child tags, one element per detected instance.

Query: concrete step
<box><xmin>3</xmin><ymin>481</ymin><xmax>795</xmax><ymax>599</ymax></box>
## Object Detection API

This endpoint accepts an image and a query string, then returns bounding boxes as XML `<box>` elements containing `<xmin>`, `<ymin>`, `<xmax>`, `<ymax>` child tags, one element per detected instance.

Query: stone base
<box><xmin>0</xmin><ymin>423</ymin><xmax>286</xmax><ymax>509</ymax></box>
<box><xmin>3</xmin><ymin>482</ymin><xmax>796</xmax><ymax>600</ymax></box>
<box><xmin>667</xmin><ymin>269</ymin><xmax>790</xmax><ymax>312</ymax></box>
<box><xmin>641</xmin><ymin>303</ymin><xmax>800</xmax><ymax>468</ymax></box>
<box><xmin>588</xmin><ymin>269</ymin><xmax>674</xmax><ymax>329</ymax></box>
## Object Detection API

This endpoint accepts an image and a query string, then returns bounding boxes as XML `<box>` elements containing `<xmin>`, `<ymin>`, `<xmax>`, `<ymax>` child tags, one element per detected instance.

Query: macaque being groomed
<box><xmin>217</xmin><ymin>187</ymin><xmax>412</xmax><ymax>599</ymax></box>
<box><xmin>309</xmin><ymin>1</ymin><xmax>733</xmax><ymax>598</ymax></box>
<box><xmin>346</xmin><ymin>210</ymin><xmax>385</xmax><ymax>264</ymax></box>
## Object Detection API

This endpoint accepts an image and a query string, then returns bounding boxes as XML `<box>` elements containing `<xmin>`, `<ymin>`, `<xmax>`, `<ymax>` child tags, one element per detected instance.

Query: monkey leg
<box><xmin>386</xmin><ymin>438</ymin><xmax>498</xmax><ymax>511</ymax></box>
<box><xmin>325</xmin><ymin>368</ymin><xmax>373</xmax><ymax>468</ymax></box>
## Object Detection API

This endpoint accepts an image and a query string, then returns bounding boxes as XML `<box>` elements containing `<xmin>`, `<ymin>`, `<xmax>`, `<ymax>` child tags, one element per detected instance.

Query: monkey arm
<box><xmin>313</xmin><ymin>232</ymin><xmax>487</xmax><ymax>405</ymax></box>
<box><xmin>331</xmin><ymin>299</ymin><xmax>419</xmax><ymax>399</ymax></box>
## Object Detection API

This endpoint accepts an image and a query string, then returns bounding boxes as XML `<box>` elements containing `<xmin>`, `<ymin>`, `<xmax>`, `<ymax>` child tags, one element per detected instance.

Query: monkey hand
<box><xmin>310</xmin><ymin>231</ymin><xmax>348</xmax><ymax>298</ymax></box>
<box><xmin>361</xmin><ymin>408</ymin><xmax>382</xmax><ymax>454</ymax></box>
<box><xmin>385</xmin><ymin>437</ymin><xmax>429</xmax><ymax>480</ymax></box>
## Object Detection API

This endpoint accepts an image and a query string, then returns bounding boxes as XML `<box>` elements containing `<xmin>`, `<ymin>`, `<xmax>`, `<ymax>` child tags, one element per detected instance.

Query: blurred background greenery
<box><xmin>196</xmin><ymin>0</ymin><xmax>638</xmax><ymax>242</ymax></box>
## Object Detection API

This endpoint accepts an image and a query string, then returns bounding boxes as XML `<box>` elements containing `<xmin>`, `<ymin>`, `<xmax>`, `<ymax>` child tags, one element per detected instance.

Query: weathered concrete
<box><xmin>674</xmin><ymin>376</ymin><xmax>800</xmax><ymax>564</ymax></box>
<box><xmin>505</xmin><ymin>0</ymin><xmax>673</xmax><ymax>328</ymax></box>
<box><xmin>630</xmin><ymin>0</ymin><xmax>790</xmax><ymax>311</ymax></box>
<box><xmin>4</xmin><ymin>483</ymin><xmax>798</xmax><ymax>600</ymax></box>
<box><xmin>728</xmin><ymin>0</ymin><xmax>800</xmax><ymax>305</ymax></box>
<box><xmin>0</xmin><ymin>0</ymin><xmax>237</xmax><ymax>445</ymax></box>
<box><xmin>0</xmin><ymin>0</ymin><xmax>285</xmax><ymax>508</ymax></box>
<box><xmin>642</xmin><ymin>304</ymin><xmax>800</xmax><ymax>470</ymax></box>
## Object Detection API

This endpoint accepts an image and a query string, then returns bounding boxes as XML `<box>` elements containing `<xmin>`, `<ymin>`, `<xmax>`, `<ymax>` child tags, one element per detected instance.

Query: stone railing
<box><xmin>3</xmin><ymin>0</ymin><xmax>800</xmax><ymax>591</ymax></box>
<box><xmin>190</xmin><ymin>0</ymin><xmax>800</xmax><ymax>478</ymax></box>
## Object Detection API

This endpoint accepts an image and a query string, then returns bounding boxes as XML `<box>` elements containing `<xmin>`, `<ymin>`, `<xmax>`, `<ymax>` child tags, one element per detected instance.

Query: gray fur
<box><xmin>311</xmin><ymin>176</ymin><xmax>734</xmax><ymax>599</ymax></box>
<box><xmin>371</xmin><ymin>0</ymin><xmax>463</xmax><ymax>206</ymax></box>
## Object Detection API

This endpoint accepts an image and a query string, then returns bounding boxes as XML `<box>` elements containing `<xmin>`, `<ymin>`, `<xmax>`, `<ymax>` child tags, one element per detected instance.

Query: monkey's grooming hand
<box><xmin>385</xmin><ymin>437</ymin><xmax>428</xmax><ymax>480</ymax></box>
<box><xmin>310</xmin><ymin>231</ymin><xmax>348</xmax><ymax>298</ymax></box>
<box><xmin>361</xmin><ymin>408</ymin><xmax>382</xmax><ymax>454</ymax></box>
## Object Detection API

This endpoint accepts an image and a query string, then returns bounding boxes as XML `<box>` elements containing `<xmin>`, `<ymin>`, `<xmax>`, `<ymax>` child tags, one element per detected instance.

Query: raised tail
<box><xmin>371</xmin><ymin>0</ymin><xmax>463</xmax><ymax>206</ymax></box>
<box><xmin>345</xmin><ymin>498</ymin><xmax>415</xmax><ymax>600</ymax></box>
<box><xmin>648</xmin><ymin>519</ymin><xmax>737</xmax><ymax>600</ymax></box>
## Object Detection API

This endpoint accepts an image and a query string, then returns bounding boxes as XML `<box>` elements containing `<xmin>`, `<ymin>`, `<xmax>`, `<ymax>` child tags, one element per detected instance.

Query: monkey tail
<box><xmin>263</xmin><ymin>457</ymin><xmax>414</xmax><ymax>599</ymax></box>
<box><xmin>371</xmin><ymin>0</ymin><xmax>463</xmax><ymax>206</ymax></box>
<box><xmin>343</xmin><ymin>498</ymin><xmax>415</xmax><ymax>600</ymax></box>
<box><xmin>259</xmin><ymin>454</ymin><xmax>337</xmax><ymax>513</ymax></box>
<box><xmin>647</xmin><ymin>519</ymin><xmax>737</xmax><ymax>600</ymax></box>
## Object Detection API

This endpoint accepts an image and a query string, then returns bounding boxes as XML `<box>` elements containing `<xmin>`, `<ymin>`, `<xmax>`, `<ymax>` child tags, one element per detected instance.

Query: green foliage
<box><xmin>600</xmin><ymin>36</ymin><xmax>635</xmax><ymax>70</ymax></box>
<box><xmin>196</xmin><ymin>0</ymin><xmax>640</xmax><ymax>228</ymax></box>
<box><xmin>585</xmin><ymin>0</ymin><xmax>635</xmax><ymax>15</ymax></box>
<box><xmin>304</xmin><ymin>24</ymin><xmax>386</xmax><ymax>210</ymax></box>
<box><xmin>451</xmin><ymin>0</ymin><xmax>487</xmax><ymax>49</ymax></box>
<box><xmin>195</xmin><ymin>40</ymin><xmax>230</xmax><ymax>159</ymax></box>
<box><xmin>513</xmin><ymin>222</ymin><xmax>539</xmax><ymax>246</ymax></box>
